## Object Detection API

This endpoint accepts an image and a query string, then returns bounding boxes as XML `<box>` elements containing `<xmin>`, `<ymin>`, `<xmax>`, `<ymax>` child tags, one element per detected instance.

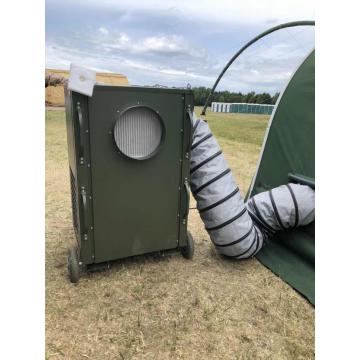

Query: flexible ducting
<box><xmin>190</xmin><ymin>114</ymin><xmax>315</xmax><ymax>259</ymax></box>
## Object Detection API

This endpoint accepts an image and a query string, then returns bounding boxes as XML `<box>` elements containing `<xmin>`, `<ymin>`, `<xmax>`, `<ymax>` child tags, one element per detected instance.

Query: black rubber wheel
<box><xmin>180</xmin><ymin>231</ymin><xmax>194</xmax><ymax>259</ymax></box>
<box><xmin>68</xmin><ymin>247</ymin><xmax>80</xmax><ymax>283</ymax></box>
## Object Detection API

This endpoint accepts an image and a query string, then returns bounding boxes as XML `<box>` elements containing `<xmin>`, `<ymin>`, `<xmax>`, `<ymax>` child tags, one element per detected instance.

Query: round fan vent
<box><xmin>114</xmin><ymin>106</ymin><xmax>164</xmax><ymax>160</ymax></box>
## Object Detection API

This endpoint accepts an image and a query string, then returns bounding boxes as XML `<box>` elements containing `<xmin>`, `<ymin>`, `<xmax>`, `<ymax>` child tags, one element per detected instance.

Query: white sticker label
<box><xmin>68</xmin><ymin>64</ymin><xmax>96</xmax><ymax>97</ymax></box>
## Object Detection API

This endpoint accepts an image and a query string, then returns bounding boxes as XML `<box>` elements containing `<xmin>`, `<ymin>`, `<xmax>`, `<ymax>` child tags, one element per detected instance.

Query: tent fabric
<box><xmin>248</xmin><ymin>49</ymin><xmax>315</xmax><ymax>304</ymax></box>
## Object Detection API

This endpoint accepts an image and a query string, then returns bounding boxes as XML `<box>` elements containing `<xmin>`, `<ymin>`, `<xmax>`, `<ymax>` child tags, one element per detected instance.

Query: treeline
<box><xmin>192</xmin><ymin>87</ymin><xmax>280</xmax><ymax>106</ymax></box>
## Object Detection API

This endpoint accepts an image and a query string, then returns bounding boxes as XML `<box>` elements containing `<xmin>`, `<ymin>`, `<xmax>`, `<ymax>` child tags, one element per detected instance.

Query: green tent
<box><xmin>247</xmin><ymin>49</ymin><xmax>315</xmax><ymax>304</ymax></box>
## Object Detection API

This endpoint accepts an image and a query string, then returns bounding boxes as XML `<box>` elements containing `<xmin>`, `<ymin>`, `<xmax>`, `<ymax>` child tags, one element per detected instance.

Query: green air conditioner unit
<box><xmin>65</xmin><ymin>85</ymin><xmax>194</xmax><ymax>283</ymax></box>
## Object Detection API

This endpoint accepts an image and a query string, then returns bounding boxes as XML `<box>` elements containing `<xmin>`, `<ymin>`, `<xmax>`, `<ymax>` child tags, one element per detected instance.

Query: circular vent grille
<box><xmin>114</xmin><ymin>106</ymin><xmax>164</xmax><ymax>160</ymax></box>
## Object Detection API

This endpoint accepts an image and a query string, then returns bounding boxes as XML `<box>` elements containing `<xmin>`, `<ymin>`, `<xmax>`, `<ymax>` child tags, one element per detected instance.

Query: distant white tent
<box><xmin>211</xmin><ymin>102</ymin><xmax>274</xmax><ymax>115</ymax></box>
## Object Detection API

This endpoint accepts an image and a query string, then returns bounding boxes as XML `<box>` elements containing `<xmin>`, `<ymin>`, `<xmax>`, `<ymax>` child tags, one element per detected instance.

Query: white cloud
<box><xmin>98</xmin><ymin>27</ymin><xmax>109</xmax><ymax>35</ymax></box>
<box><xmin>45</xmin><ymin>42</ymin><xmax>215</xmax><ymax>85</ymax></box>
<box><xmin>46</xmin><ymin>35</ymin><xmax>312</xmax><ymax>94</ymax></box>
<box><xmin>136</xmin><ymin>35</ymin><xmax>187</xmax><ymax>54</ymax></box>
<box><xmin>50</xmin><ymin>0</ymin><xmax>315</xmax><ymax>25</ymax></box>
<box><xmin>100</xmin><ymin>33</ymin><xmax>207</xmax><ymax>60</ymax></box>
<box><xmin>46</xmin><ymin>1</ymin><xmax>314</xmax><ymax>93</ymax></box>
<box><xmin>113</xmin><ymin>33</ymin><xmax>131</xmax><ymax>48</ymax></box>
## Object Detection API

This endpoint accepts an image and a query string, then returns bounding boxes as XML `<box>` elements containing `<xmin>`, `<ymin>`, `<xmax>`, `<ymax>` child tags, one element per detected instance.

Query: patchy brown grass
<box><xmin>46</xmin><ymin>107</ymin><xmax>314</xmax><ymax>359</ymax></box>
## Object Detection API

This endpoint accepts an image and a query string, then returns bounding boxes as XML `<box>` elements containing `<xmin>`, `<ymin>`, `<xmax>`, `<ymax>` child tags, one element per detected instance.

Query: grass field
<box><xmin>46</xmin><ymin>107</ymin><xmax>314</xmax><ymax>359</ymax></box>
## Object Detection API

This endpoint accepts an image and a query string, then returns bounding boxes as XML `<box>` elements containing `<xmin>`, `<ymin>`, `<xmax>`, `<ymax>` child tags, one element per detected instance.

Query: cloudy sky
<box><xmin>46</xmin><ymin>0</ymin><xmax>315</xmax><ymax>94</ymax></box>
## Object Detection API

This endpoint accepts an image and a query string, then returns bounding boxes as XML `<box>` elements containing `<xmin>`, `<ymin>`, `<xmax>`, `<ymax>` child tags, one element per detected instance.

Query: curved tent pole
<box><xmin>201</xmin><ymin>20</ymin><xmax>315</xmax><ymax>116</ymax></box>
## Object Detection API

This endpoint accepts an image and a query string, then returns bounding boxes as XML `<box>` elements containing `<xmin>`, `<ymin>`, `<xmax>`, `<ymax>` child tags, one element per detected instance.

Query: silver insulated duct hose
<box><xmin>190</xmin><ymin>114</ymin><xmax>315</xmax><ymax>259</ymax></box>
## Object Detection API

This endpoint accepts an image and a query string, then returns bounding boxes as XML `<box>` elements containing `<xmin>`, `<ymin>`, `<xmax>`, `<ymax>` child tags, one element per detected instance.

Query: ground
<box><xmin>46</xmin><ymin>107</ymin><xmax>314</xmax><ymax>359</ymax></box>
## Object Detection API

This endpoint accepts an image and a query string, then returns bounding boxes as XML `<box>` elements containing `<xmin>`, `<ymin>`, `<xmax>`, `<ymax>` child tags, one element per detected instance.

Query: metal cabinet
<box><xmin>65</xmin><ymin>85</ymin><xmax>194</xmax><ymax>282</ymax></box>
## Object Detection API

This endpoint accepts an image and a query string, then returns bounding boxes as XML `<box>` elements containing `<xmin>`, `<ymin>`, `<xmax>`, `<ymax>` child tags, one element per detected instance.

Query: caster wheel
<box><xmin>180</xmin><ymin>231</ymin><xmax>194</xmax><ymax>260</ymax></box>
<box><xmin>68</xmin><ymin>247</ymin><xmax>80</xmax><ymax>283</ymax></box>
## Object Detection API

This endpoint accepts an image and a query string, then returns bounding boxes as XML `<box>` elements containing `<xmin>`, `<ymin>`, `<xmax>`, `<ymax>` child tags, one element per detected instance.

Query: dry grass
<box><xmin>46</xmin><ymin>107</ymin><xmax>314</xmax><ymax>359</ymax></box>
